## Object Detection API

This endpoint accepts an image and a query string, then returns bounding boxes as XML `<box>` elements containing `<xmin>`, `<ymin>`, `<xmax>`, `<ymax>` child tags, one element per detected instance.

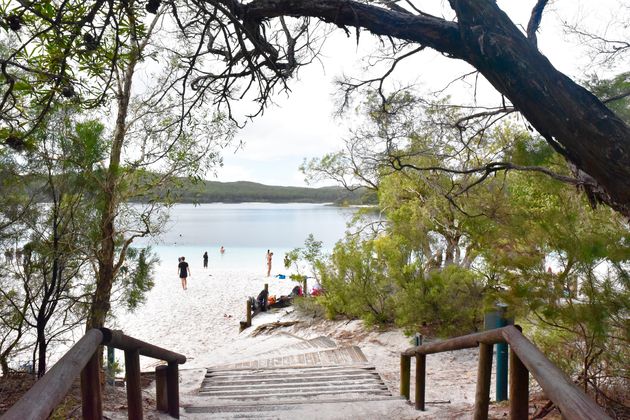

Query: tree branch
<box><xmin>527</xmin><ymin>0</ymin><xmax>550</xmax><ymax>47</ymax></box>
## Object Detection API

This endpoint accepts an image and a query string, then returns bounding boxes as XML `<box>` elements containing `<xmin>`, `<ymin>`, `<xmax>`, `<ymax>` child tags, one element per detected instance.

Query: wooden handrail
<box><xmin>101</xmin><ymin>328</ymin><xmax>186</xmax><ymax>364</ymax></box>
<box><xmin>400</xmin><ymin>325</ymin><xmax>611</xmax><ymax>420</ymax></box>
<box><xmin>2</xmin><ymin>328</ymin><xmax>186</xmax><ymax>420</ymax></box>
<box><xmin>401</xmin><ymin>327</ymin><xmax>508</xmax><ymax>356</ymax></box>
<box><xmin>2</xmin><ymin>330</ymin><xmax>103</xmax><ymax>420</ymax></box>
<box><xmin>501</xmin><ymin>326</ymin><xmax>607</xmax><ymax>420</ymax></box>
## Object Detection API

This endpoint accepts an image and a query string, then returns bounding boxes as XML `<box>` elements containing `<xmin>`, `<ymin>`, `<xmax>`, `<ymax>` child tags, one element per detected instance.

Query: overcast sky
<box><xmin>211</xmin><ymin>0</ymin><xmax>627</xmax><ymax>187</ymax></box>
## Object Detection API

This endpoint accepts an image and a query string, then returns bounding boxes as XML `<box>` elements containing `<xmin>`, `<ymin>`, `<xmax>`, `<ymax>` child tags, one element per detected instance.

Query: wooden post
<box><xmin>509</xmin><ymin>349</ymin><xmax>529</xmax><ymax>420</ymax></box>
<box><xmin>124</xmin><ymin>349</ymin><xmax>142</xmax><ymax>420</ymax></box>
<box><xmin>156</xmin><ymin>365</ymin><xmax>168</xmax><ymax>413</ymax></box>
<box><xmin>264</xmin><ymin>283</ymin><xmax>268</xmax><ymax>292</ymax></box>
<box><xmin>246</xmin><ymin>299</ymin><xmax>252</xmax><ymax>327</ymax></box>
<box><xmin>473</xmin><ymin>343</ymin><xmax>493</xmax><ymax>420</ymax></box>
<box><xmin>400</xmin><ymin>354</ymin><xmax>411</xmax><ymax>400</ymax></box>
<box><xmin>415</xmin><ymin>354</ymin><xmax>426</xmax><ymax>410</ymax></box>
<box><xmin>80</xmin><ymin>351</ymin><xmax>102</xmax><ymax>420</ymax></box>
<box><xmin>167</xmin><ymin>361</ymin><xmax>180</xmax><ymax>418</ymax></box>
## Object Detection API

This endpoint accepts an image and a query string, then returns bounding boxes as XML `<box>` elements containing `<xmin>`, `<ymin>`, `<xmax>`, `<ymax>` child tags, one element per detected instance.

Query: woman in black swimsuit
<box><xmin>178</xmin><ymin>256</ymin><xmax>190</xmax><ymax>290</ymax></box>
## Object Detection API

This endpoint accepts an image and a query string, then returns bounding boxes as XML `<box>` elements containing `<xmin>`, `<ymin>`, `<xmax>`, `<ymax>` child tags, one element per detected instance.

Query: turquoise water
<box><xmin>134</xmin><ymin>203</ymin><xmax>356</xmax><ymax>271</ymax></box>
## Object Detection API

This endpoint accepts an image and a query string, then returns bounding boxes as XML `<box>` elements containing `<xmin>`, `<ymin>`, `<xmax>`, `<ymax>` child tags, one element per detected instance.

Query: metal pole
<box><xmin>107</xmin><ymin>346</ymin><xmax>115</xmax><ymax>386</ymax></box>
<box><xmin>496</xmin><ymin>304</ymin><xmax>509</xmax><ymax>401</ymax></box>
<box><xmin>484</xmin><ymin>304</ymin><xmax>509</xmax><ymax>401</ymax></box>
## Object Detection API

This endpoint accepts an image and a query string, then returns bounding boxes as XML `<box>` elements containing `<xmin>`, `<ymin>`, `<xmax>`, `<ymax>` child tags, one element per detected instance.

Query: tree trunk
<box><xmin>88</xmin><ymin>216</ymin><xmax>116</xmax><ymax>330</ymax></box>
<box><xmin>36</xmin><ymin>325</ymin><xmax>46</xmax><ymax>378</ymax></box>
<box><xmin>87</xmin><ymin>53</ymin><xmax>137</xmax><ymax>330</ymax></box>
<box><xmin>0</xmin><ymin>357</ymin><xmax>8</xmax><ymax>376</ymax></box>
<box><xmin>444</xmin><ymin>235</ymin><xmax>460</xmax><ymax>266</ymax></box>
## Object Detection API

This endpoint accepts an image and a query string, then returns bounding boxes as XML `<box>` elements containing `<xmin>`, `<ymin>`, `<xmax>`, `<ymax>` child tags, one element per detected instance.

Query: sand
<box><xmin>110</xmin><ymin>260</ymin><xmax>492</xmax><ymax>418</ymax></box>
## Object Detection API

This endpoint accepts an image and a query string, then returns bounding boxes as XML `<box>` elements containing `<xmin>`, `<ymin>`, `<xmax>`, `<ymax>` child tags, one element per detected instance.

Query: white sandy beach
<box><xmin>112</xmin><ymin>261</ymin><xmax>301</xmax><ymax>369</ymax></box>
<box><xmin>110</xmin><ymin>258</ymin><xmax>492</xmax><ymax>419</ymax></box>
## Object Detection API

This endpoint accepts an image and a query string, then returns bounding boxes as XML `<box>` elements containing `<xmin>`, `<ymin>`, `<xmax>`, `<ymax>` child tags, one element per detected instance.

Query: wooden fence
<box><xmin>400</xmin><ymin>325</ymin><xmax>610</xmax><ymax>420</ymax></box>
<box><xmin>3</xmin><ymin>328</ymin><xmax>186</xmax><ymax>420</ymax></box>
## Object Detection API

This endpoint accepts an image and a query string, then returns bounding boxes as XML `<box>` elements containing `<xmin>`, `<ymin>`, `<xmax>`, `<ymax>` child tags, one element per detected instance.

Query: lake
<box><xmin>134</xmin><ymin>203</ymin><xmax>357</xmax><ymax>272</ymax></box>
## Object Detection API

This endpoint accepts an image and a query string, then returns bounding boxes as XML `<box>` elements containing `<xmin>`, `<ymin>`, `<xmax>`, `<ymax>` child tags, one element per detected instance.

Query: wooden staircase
<box><xmin>184</xmin><ymin>337</ymin><xmax>405</xmax><ymax>418</ymax></box>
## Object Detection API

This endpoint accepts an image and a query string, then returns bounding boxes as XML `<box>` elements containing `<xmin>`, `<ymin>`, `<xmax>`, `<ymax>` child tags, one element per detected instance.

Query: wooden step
<box><xmin>203</xmin><ymin>374</ymin><xmax>382</xmax><ymax>387</ymax></box>
<box><xmin>205</xmin><ymin>370</ymin><xmax>378</xmax><ymax>381</ymax></box>
<box><xmin>185</xmin><ymin>395</ymin><xmax>402</xmax><ymax>414</ymax></box>
<box><xmin>199</xmin><ymin>363</ymin><xmax>391</xmax><ymax>403</ymax></box>
<box><xmin>251</xmin><ymin>336</ymin><xmax>337</xmax><ymax>356</ymax></box>
<box><xmin>200</xmin><ymin>383</ymin><xmax>390</xmax><ymax>397</ymax></box>
<box><xmin>213</xmin><ymin>346</ymin><xmax>368</xmax><ymax>370</ymax></box>
<box><xmin>199</xmin><ymin>387</ymin><xmax>393</xmax><ymax>400</ymax></box>
<box><xmin>208</xmin><ymin>364</ymin><xmax>375</xmax><ymax>374</ymax></box>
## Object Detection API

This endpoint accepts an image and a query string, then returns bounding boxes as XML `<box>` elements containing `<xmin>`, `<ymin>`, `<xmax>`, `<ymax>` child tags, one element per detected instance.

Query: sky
<box><xmin>209</xmin><ymin>0</ymin><xmax>627</xmax><ymax>187</ymax></box>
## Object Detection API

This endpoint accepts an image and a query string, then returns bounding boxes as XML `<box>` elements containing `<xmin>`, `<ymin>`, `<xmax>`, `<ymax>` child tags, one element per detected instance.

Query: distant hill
<box><xmin>19</xmin><ymin>172</ymin><xmax>375</xmax><ymax>205</ymax></box>
<box><xmin>147</xmin><ymin>179</ymin><xmax>375</xmax><ymax>205</ymax></box>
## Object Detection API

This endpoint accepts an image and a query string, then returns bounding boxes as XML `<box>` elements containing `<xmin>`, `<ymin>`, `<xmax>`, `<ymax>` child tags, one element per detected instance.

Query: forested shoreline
<box><xmin>136</xmin><ymin>179</ymin><xmax>372</xmax><ymax>204</ymax></box>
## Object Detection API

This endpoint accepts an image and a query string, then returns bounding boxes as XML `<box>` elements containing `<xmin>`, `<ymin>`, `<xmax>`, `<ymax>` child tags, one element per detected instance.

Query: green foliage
<box><xmin>318</xmin><ymin>236</ymin><xmax>396</xmax><ymax>325</ymax></box>
<box><xmin>0</xmin><ymin>106</ymin><xmax>100</xmax><ymax>375</ymax></box>
<box><xmin>118</xmin><ymin>247</ymin><xmax>158</xmax><ymax>311</ymax></box>
<box><xmin>585</xmin><ymin>72</ymin><xmax>630</xmax><ymax>123</ymax></box>
<box><xmin>395</xmin><ymin>265</ymin><xmax>484</xmax><ymax>336</ymax></box>
<box><xmin>316</xmin><ymin>232</ymin><xmax>484</xmax><ymax>335</ymax></box>
<box><xmin>306</xmin><ymin>89</ymin><xmax>629</xmax><ymax>403</ymax></box>
<box><xmin>0</xmin><ymin>0</ymin><xmax>152</xmax><ymax>134</ymax></box>
<box><xmin>284</xmin><ymin>234</ymin><xmax>324</xmax><ymax>286</ymax></box>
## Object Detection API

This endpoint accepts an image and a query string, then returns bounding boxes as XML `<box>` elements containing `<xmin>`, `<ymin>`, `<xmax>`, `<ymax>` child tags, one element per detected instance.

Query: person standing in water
<box><xmin>266</xmin><ymin>250</ymin><xmax>273</xmax><ymax>277</ymax></box>
<box><xmin>203</xmin><ymin>251</ymin><xmax>208</xmax><ymax>269</ymax></box>
<box><xmin>220</xmin><ymin>246</ymin><xmax>225</xmax><ymax>254</ymax></box>
<box><xmin>178</xmin><ymin>256</ymin><xmax>190</xmax><ymax>290</ymax></box>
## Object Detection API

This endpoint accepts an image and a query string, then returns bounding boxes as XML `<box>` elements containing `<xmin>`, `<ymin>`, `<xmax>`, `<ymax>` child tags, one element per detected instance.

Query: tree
<box><xmin>475</xmin><ymin>158</ymin><xmax>630</xmax><ymax>412</ymax></box>
<box><xmin>0</xmin><ymin>108</ymin><xmax>99</xmax><ymax>377</ymax></box>
<box><xmin>3</xmin><ymin>1</ymin><xmax>630</xmax><ymax>216</ymax></box>
<box><xmin>303</xmin><ymin>84</ymin><xmax>629</xmax><ymax>406</ymax></box>
<box><xmin>84</xmin><ymin>18</ymin><xmax>232</xmax><ymax>329</ymax></box>
<box><xmin>1</xmin><ymin>1</ymin><xmax>233</xmax><ymax>334</ymax></box>
<box><xmin>229</xmin><ymin>0</ymin><xmax>630</xmax><ymax>215</ymax></box>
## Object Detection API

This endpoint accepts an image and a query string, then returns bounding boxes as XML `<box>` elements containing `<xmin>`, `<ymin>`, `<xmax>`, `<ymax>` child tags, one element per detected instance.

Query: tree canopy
<box><xmin>2</xmin><ymin>0</ymin><xmax>629</xmax><ymax>217</ymax></box>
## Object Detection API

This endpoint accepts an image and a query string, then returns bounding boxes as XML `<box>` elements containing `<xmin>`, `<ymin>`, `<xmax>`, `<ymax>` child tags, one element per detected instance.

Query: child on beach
<box><xmin>203</xmin><ymin>251</ymin><xmax>208</xmax><ymax>268</ymax></box>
